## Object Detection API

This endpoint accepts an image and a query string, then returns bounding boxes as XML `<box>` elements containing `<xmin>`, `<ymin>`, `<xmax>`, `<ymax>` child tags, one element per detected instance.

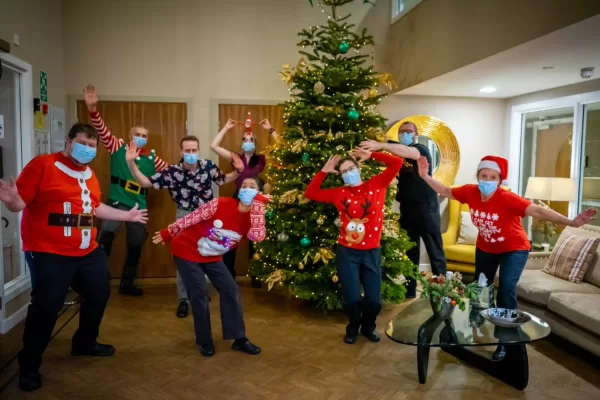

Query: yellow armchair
<box><xmin>442</xmin><ymin>197</ymin><xmax>476</xmax><ymax>274</ymax></box>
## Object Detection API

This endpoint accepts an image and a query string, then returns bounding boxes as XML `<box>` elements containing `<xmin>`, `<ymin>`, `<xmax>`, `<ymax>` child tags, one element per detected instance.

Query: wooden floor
<box><xmin>2</xmin><ymin>282</ymin><xmax>600</xmax><ymax>399</ymax></box>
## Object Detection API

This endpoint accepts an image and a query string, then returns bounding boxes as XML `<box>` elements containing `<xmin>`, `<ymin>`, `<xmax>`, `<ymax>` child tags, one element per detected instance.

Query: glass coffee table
<box><xmin>385</xmin><ymin>299</ymin><xmax>551</xmax><ymax>390</ymax></box>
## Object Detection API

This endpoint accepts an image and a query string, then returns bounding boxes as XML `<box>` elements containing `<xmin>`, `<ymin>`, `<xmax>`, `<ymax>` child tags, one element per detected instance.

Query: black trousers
<box><xmin>399</xmin><ymin>202</ymin><xmax>447</xmax><ymax>276</ymax></box>
<box><xmin>97</xmin><ymin>200</ymin><xmax>147</xmax><ymax>283</ymax></box>
<box><xmin>18</xmin><ymin>248</ymin><xmax>110</xmax><ymax>374</ymax></box>
<box><xmin>336</xmin><ymin>245</ymin><xmax>382</xmax><ymax>334</ymax></box>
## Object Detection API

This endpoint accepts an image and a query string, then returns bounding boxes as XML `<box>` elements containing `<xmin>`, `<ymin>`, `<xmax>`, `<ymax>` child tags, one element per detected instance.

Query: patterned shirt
<box><xmin>148</xmin><ymin>160</ymin><xmax>226</xmax><ymax>211</ymax></box>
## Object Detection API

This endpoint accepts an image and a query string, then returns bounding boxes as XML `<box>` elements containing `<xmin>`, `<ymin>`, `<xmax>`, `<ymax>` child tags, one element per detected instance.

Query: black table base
<box><xmin>416</xmin><ymin>315</ymin><xmax>529</xmax><ymax>390</ymax></box>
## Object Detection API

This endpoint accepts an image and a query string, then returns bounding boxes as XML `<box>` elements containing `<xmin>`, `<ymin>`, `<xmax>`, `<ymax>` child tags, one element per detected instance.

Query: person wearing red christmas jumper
<box><xmin>305</xmin><ymin>148</ymin><xmax>403</xmax><ymax>344</ymax></box>
<box><xmin>417</xmin><ymin>155</ymin><xmax>596</xmax><ymax>360</ymax></box>
<box><xmin>153</xmin><ymin>177</ymin><xmax>268</xmax><ymax>357</ymax></box>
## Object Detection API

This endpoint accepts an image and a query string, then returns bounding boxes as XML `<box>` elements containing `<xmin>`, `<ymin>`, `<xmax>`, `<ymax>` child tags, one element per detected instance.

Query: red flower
<box><xmin>421</xmin><ymin>271</ymin><xmax>427</xmax><ymax>276</ymax></box>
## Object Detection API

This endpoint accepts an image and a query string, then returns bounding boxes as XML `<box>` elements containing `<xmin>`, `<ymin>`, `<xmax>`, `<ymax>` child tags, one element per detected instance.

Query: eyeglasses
<box><xmin>340</xmin><ymin>166</ymin><xmax>358</xmax><ymax>175</ymax></box>
<box><xmin>400</xmin><ymin>130</ymin><xmax>415</xmax><ymax>134</ymax></box>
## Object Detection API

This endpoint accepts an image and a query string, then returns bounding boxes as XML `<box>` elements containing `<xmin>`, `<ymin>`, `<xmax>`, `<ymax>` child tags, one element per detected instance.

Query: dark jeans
<box><xmin>18</xmin><ymin>248</ymin><xmax>110</xmax><ymax>374</ymax></box>
<box><xmin>336</xmin><ymin>245</ymin><xmax>382</xmax><ymax>334</ymax></box>
<box><xmin>399</xmin><ymin>202</ymin><xmax>447</xmax><ymax>277</ymax></box>
<box><xmin>475</xmin><ymin>248</ymin><xmax>529</xmax><ymax>309</ymax></box>
<box><xmin>174</xmin><ymin>257</ymin><xmax>246</xmax><ymax>345</ymax></box>
<box><xmin>97</xmin><ymin>200</ymin><xmax>147</xmax><ymax>283</ymax></box>
<box><xmin>223</xmin><ymin>241</ymin><xmax>255</xmax><ymax>278</ymax></box>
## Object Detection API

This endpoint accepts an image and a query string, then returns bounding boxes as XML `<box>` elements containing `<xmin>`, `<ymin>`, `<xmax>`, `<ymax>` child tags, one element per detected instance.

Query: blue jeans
<box><xmin>475</xmin><ymin>248</ymin><xmax>529</xmax><ymax>309</ymax></box>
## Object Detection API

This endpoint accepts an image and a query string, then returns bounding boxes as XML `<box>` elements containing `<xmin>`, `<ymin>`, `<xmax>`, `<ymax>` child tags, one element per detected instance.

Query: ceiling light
<box><xmin>480</xmin><ymin>86</ymin><xmax>496</xmax><ymax>93</ymax></box>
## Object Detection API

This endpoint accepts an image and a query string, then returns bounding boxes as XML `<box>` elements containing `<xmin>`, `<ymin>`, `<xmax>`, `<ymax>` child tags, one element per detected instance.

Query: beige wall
<box><xmin>61</xmin><ymin>0</ymin><xmax>372</xmax><ymax>160</ymax></box>
<box><xmin>0</xmin><ymin>0</ymin><xmax>66</xmax><ymax>109</ymax></box>
<box><xmin>360</xmin><ymin>0</ymin><xmax>600</xmax><ymax>92</ymax></box>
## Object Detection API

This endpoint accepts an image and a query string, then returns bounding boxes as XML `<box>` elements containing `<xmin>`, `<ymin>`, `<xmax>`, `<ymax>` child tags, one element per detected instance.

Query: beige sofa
<box><xmin>516</xmin><ymin>224</ymin><xmax>600</xmax><ymax>357</ymax></box>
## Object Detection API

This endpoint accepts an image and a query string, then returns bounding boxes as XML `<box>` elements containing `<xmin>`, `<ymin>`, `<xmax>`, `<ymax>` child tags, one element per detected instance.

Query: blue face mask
<box><xmin>133</xmin><ymin>137</ymin><xmax>147</xmax><ymax>148</ymax></box>
<box><xmin>400</xmin><ymin>132</ymin><xmax>414</xmax><ymax>146</ymax></box>
<box><xmin>478</xmin><ymin>180</ymin><xmax>498</xmax><ymax>196</ymax></box>
<box><xmin>241</xmin><ymin>141</ymin><xmax>255</xmax><ymax>152</ymax></box>
<box><xmin>238</xmin><ymin>188</ymin><xmax>258</xmax><ymax>206</ymax></box>
<box><xmin>183</xmin><ymin>153</ymin><xmax>198</xmax><ymax>165</ymax></box>
<box><xmin>342</xmin><ymin>169</ymin><xmax>361</xmax><ymax>186</ymax></box>
<box><xmin>71</xmin><ymin>142</ymin><xmax>97</xmax><ymax>164</ymax></box>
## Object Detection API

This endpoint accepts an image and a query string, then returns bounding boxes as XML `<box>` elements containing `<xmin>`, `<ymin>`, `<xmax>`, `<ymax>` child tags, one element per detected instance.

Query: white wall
<box><xmin>380</xmin><ymin>94</ymin><xmax>507</xmax><ymax>185</ymax></box>
<box><xmin>62</xmin><ymin>0</ymin><xmax>372</xmax><ymax>160</ymax></box>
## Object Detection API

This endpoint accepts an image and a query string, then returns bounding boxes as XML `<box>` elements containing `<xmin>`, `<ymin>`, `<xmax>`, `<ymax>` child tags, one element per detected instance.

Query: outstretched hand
<box><xmin>359</xmin><ymin>140</ymin><xmax>382</xmax><ymax>152</ymax></box>
<box><xmin>225</xmin><ymin>119</ymin><xmax>236</xmax><ymax>130</ymax></box>
<box><xmin>259</xmin><ymin>119</ymin><xmax>272</xmax><ymax>131</ymax></box>
<box><xmin>0</xmin><ymin>178</ymin><xmax>20</xmax><ymax>204</ymax></box>
<box><xmin>125</xmin><ymin>140</ymin><xmax>142</xmax><ymax>163</ymax></box>
<box><xmin>153</xmin><ymin>231</ymin><xmax>164</xmax><ymax>245</ymax></box>
<box><xmin>231</xmin><ymin>152</ymin><xmax>244</xmax><ymax>172</ymax></box>
<box><xmin>417</xmin><ymin>156</ymin><xmax>429</xmax><ymax>178</ymax></box>
<box><xmin>322</xmin><ymin>155</ymin><xmax>340</xmax><ymax>174</ymax></box>
<box><xmin>350</xmin><ymin>147</ymin><xmax>371</xmax><ymax>163</ymax></box>
<box><xmin>127</xmin><ymin>204</ymin><xmax>149</xmax><ymax>224</ymax></box>
<box><xmin>571</xmin><ymin>208</ymin><xmax>597</xmax><ymax>227</ymax></box>
<box><xmin>83</xmin><ymin>85</ymin><xmax>98</xmax><ymax>112</ymax></box>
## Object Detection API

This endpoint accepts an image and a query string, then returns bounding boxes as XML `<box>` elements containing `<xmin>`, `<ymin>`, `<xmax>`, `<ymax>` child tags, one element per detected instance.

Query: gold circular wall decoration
<box><xmin>385</xmin><ymin>115</ymin><xmax>460</xmax><ymax>186</ymax></box>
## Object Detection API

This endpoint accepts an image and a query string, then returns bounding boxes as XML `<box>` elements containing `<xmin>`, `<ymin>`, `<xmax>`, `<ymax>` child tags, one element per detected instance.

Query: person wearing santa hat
<box><xmin>417</xmin><ymin>155</ymin><xmax>596</xmax><ymax>360</ymax></box>
<box><xmin>210</xmin><ymin>113</ymin><xmax>278</xmax><ymax>283</ymax></box>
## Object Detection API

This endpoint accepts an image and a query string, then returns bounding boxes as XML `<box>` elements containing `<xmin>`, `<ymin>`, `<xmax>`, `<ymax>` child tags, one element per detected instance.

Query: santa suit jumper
<box><xmin>89</xmin><ymin>111</ymin><xmax>168</xmax><ymax>285</ymax></box>
<box><xmin>159</xmin><ymin>196</ymin><xmax>267</xmax><ymax>345</ymax></box>
<box><xmin>15</xmin><ymin>152</ymin><xmax>110</xmax><ymax>374</ymax></box>
<box><xmin>304</xmin><ymin>152</ymin><xmax>403</xmax><ymax>334</ymax></box>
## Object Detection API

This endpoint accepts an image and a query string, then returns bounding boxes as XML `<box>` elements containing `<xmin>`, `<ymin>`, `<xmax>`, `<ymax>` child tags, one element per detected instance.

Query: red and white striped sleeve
<box><xmin>89</xmin><ymin>111</ymin><xmax>123</xmax><ymax>155</ymax></box>
<box><xmin>153</xmin><ymin>154</ymin><xmax>169</xmax><ymax>172</ymax></box>
<box><xmin>159</xmin><ymin>198</ymin><xmax>219</xmax><ymax>242</ymax></box>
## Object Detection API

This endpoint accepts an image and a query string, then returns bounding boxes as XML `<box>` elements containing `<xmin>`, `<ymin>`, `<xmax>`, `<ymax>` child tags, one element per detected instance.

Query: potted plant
<box><xmin>417</xmin><ymin>271</ymin><xmax>478</xmax><ymax>319</ymax></box>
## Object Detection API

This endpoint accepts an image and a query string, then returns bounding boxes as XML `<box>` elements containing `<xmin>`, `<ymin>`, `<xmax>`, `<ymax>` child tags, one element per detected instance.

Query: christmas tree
<box><xmin>250</xmin><ymin>0</ymin><xmax>417</xmax><ymax>310</ymax></box>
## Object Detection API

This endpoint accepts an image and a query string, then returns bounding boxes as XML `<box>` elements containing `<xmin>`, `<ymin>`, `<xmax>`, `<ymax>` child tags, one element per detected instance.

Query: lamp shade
<box><xmin>524</xmin><ymin>177</ymin><xmax>576</xmax><ymax>202</ymax></box>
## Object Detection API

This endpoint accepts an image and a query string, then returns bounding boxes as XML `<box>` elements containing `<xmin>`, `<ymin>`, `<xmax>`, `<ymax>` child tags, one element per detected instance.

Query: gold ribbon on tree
<box><xmin>291</xmin><ymin>139</ymin><xmax>307</xmax><ymax>153</ymax></box>
<box><xmin>280</xmin><ymin>64</ymin><xmax>295</xmax><ymax>84</ymax></box>
<box><xmin>280</xmin><ymin>189</ymin><xmax>299</xmax><ymax>204</ymax></box>
<box><xmin>383</xmin><ymin>219</ymin><xmax>400</xmax><ymax>238</ymax></box>
<box><xmin>266</xmin><ymin>269</ymin><xmax>286</xmax><ymax>291</ymax></box>
<box><xmin>376</xmin><ymin>73</ymin><xmax>397</xmax><ymax>90</ymax></box>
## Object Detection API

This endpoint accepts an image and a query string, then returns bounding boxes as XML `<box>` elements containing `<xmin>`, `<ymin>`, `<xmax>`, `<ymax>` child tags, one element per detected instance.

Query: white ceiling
<box><xmin>396</xmin><ymin>14</ymin><xmax>600</xmax><ymax>99</ymax></box>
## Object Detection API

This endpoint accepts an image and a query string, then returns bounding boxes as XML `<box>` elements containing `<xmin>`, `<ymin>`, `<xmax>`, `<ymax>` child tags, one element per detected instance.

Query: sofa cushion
<box><xmin>457</xmin><ymin>211</ymin><xmax>478</xmax><ymax>245</ymax></box>
<box><xmin>517</xmin><ymin>269</ymin><xmax>600</xmax><ymax>306</ymax></box>
<box><xmin>444</xmin><ymin>244</ymin><xmax>475</xmax><ymax>264</ymax></box>
<box><xmin>547</xmin><ymin>293</ymin><xmax>600</xmax><ymax>335</ymax></box>
<box><xmin>542</xmin><ymin>228</ymin><xmax>600</xmax><ymax>283</ymax></box>
<box><xmin>570</xmin><ymin>225</ymin><xmax>600</xmax><ymax>287</ymax></box>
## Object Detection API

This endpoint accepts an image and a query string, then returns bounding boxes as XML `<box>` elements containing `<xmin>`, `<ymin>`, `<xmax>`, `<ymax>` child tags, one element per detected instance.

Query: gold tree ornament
<box><xmin>369</xmin><ymin>88</ymin><xmax>378</xmax><ymax>98</ymax></box>
<box><xmin>266</xmin><ymin>270</ymin><xmax>286</xmax><ymax>291</ymax></box>
<box><xmin>253</xmin><ymin>252</ymin><xmax>261</xmax><ymax>261</ymax></box>
<box><xmin>291</xmin><ymin>139</ymin><xmax>307</xmax><ymax>153</ymax></box>
<box><xmin>376</xmin><ymin>73</ymin><xmax>397</xmax><ymax>90</ymax></box>
<box><xmin>317</xmin><ymin>215</ymin><xmax>326</xmax><ymax>225</ymax></box>
<box><xmin>314</xmin><ymin>81</ymin><xmax>325</xmax><ymax>94</ymax></box>
<box><xmin>280</xmin><ymin>189</ymin><xmax>300</xmax><ymax>204</ymax></box>
<box><xmin>279</xmin><ymin>64</ymin><xmax>295</xmax><ymax>84</ymax></box>
<box><xmin>297</xmin><ymin>57</ymin><xmax>309</xmax><ymax>72</ymax></box>
<box><xmin>332</xmin><ymin>275</ymin><xmax>339</xmax><ymax>283</ymax></box>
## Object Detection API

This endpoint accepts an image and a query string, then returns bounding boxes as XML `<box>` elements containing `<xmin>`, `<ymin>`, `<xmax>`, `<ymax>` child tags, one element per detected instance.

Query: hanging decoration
<box><xmin>317</xmin><ymin>215</ymin><xmax>326</xmax><ymax>225</ymax></box>
<box><xmin>334</xmin><ymin>217</ymin><xmax>341</xmax><ymax>227</ymax></box>
<box><xmin>347</xmin><ymin>108</ymin><xmax>360</xmax><ymax>121</ymax></box>
<box><xmin>253</xmin><ymin>252</ymin><xmax>261</xmax><ymax>261</ymax></box>
<box><xmin>332</xmin><ymin>275</ymin><xmax>339</xmax><ymax>283</ymax></box>
<box><xmin>279</xmin><ymin>64</ymin><xmax>295</xmax><ymax>85</ymax></box>
<box><xmin>300</xmin><ymin>236</ymin><xmax>312</xmax><ymax>247</ymax></box>
<box><xmin>314</xmin><ymin>81</ymin><xmax>325</xmax><ymax>95</ymax></box>
<box><xmin>369</xmin><ymin>88</ymin><xmax>378</xmax><ymax>98</ymax></box>
<box><xmin>302</xmin><ymin>152</ymin><xmax>311</xmax><ymax>164</ymax></box>
<box><xmin>266</xmin><ymin>269</ymin><xmax>285</xmax><ymax>291</ymax></box>
<box><xmin>338</xmin><ymin>42</ymin><xmax>350</xmax><ymax>54</ymax></box>
<box><xmin>376</xmin><ymin>73</ymin><xmax>398</xmax><ymax>90</ymax></box>
<box><xmin>277</xmin><ymin>232</ymin><xmax>289</xmax><ymax>242</ymax></box>
<box><xmin>265</xmin><ymin>210</ymin><xmax>275</xmax><ymax>220</ymax></box>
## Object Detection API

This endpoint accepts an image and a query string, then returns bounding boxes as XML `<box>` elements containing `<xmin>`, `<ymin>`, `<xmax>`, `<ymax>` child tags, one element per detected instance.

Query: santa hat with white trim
<box><xmin>477</xmin><ymin>155</ymin><xmax>508</xmax><ymax>185</ymax></box>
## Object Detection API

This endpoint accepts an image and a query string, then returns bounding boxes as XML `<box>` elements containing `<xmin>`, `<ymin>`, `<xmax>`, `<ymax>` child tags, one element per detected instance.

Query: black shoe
<box><xmin>176</xmin><ymin>301</ymin><xmax>189</xmax><ymax>318</ymax></box>
<box><xmin>232</xmin><ymin>339</ymin><xmax>261</xmax><ymax>355</ymax></box>
<box><xmin>251</xmin><ymin>277</ymin><xmax>262</xmax><ymax>288</ymax></box>
<box><xmin>19</xmin><ymin>372</ymin><xmax>42</xmax><ymax>392</ymax></box>
<box><xmin>492</xmin><ymin>345</ymin><xmax>506</xmax><ymax>361</ymax></box>
<box><xmin>344</xmin><ymin>331</ymin><xmax>358</xmax><ymax>344</ymax></box>
<box><xmin>199</xmin><ymin>344</ymin><xmax>215</xmax><ymax>357</ymax></box>
<box><xmin>72</xmin><ymin>342</ymin><xmax>116</xmax><ymax>357</ymax></box>
<box><xmin>360</xmin><ymin>329</ymin><xmax>381</xmax><ymax>342</ymax></box>
<box><xmin>119</xmin><ymin>282</ymin><xmax>144</xmax><ymax>296</ymax></box>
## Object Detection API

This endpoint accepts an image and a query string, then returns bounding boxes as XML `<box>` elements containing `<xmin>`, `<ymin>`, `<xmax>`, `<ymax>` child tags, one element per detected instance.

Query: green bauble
<box><xmin>302</xmin><ymin>152</ymin><xmax>310</xmax><ymax>164</ymax></box>
<box><xmin>265</xmin><ymin>210</ymin><xmax>275</xmax><ymax>220</ymax></box>
<box><xmin>338</xmin><ymin>42</ymin><xmax>350</xmax><ymax>54</ymax></box>
<box><xmin>347</xmin><ymin>108</ymin><xmax>359</xmax><ymax>121</ymax></box>
<box><xmin>300</xmin><ymin>236</ymin><xmax>311</xmax><ymax>247</ymax></box>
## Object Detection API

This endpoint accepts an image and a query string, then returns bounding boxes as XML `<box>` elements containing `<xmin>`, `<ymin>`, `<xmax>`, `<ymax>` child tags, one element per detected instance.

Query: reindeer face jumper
<box><xmin>304</xmin><ymin>152</ymin><xmax>403</xmax><ymax>250</ymax></box>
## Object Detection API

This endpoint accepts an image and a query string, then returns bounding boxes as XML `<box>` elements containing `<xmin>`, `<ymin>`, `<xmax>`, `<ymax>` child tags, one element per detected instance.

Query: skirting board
<box><xmin>1</xmin><ymin>302</ymin><xmax>29</xmax><ymax>334</ymax></box>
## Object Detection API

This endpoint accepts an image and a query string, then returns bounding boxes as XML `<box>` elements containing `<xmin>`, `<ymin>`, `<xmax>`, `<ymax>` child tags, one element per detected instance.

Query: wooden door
<box><xmin>77</xmin><ymin>100</ymin><xmax>186</xmax><ymax>279</ymax></box>
<box><xmin>217</xmin><ymin>104</ymin><xmax>284</xmax><ymax>275</ymax></box>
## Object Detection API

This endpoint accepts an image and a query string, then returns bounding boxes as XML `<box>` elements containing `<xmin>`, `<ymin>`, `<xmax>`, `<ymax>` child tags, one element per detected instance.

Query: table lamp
<box><xmin>524</xmin><ymin>177</ymin><xmax>576</xmax><ymax>249</ymax></box>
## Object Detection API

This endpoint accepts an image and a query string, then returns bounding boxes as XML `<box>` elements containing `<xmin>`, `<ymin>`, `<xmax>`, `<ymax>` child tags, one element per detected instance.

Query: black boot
<box><xmin>71</xmin><ymin>341</ymin><xmax>115</xmax><ymax>357</ymax></box>
<box><xmin>19</xmin><ymin>372</ymin><xmax>42</xmax><ymax>392</ymax></box>
<box><xmin>176</xmin><ymin>301</ymin><xmax>189</xmax><ymax>318</ymax></box>
<box><xmin>492</xmin><ymin>345</ymin><xmax>506</xmax><ymax>361</ymax></box>
<box><xmin>199</xmin><ymin>343</ymin><xmax>216</xmax><ymax>357</ymax></box>
<box><xmin>119</xmin><ymin>280</ymin><xmax>144</xmax><ymax>296</ymax></box>
<box><xmin>343</xmin><ymin>302</ymin><xmax>361</xmax><ymax>344</ymax></box>
<box><xmin>232</xmin><ymin>338</ymin><xmax>261</xmax><ymax>355</ymax></box>
<box><xmin>405</xmin><ymin>278</ymin><xmax>417</xmax><ymax>299</ymax></box>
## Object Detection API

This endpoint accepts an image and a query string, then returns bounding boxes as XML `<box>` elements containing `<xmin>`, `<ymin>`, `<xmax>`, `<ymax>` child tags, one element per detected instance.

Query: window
<box><xmin>392</xmin><ymin>0</ymin><xmax>423</xmax><ymax>22</ymax></box>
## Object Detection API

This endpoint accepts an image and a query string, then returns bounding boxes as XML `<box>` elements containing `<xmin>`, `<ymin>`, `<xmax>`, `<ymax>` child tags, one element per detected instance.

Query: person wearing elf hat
<box><xmin>417</xmin><ymin>155</ymin><xmax>597</xmax><ymax>360</ymax></box>
<box><xmin>211</xmin><ymin>112</ymin><xmax>278</xmax><ymax>281</ymax></box>
<box><xmin>84</xmin><ymin>85</ymin><xmax>169</xmax><ymax>297</ymax></box>
<box><xmin>152</xmin><ymin>177</ymin><xmax>269</xmax><ymax>357</ymax></box>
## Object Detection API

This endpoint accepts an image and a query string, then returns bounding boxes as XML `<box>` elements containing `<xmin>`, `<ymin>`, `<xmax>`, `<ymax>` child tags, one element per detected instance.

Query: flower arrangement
<box><xmin>417</xmin><ymin>271</ymin><xmax>478</xmax><ymax>312</ymax></box>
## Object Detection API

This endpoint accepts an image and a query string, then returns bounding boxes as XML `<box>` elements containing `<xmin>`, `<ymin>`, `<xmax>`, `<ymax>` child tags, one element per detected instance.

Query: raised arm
<box><xmin>526</xmin><ymin>203</ymin><xmax>597</xmax><ymax>227</ymax></box>
<box><xmin>84</xmin><ymin>85</ymin><xmax>122</xmax><ymax>154</ymax></box>
<box><xmin>124</xmin><ymin>141</ymin><xmax>153</xmax><ymax>188</ymax></box>
<box><xmin>247</xmin><ymin>198</ymin><xmax>267</xmax><ymax>242</ymax></box>
<box><xmin>153</xmin><ymin>153</ymin><xmax>168</xmax><ymax>172</ymax></box>
<box><xmin>304</xmin><ymin>155</ymin><xmax>341</xmax><ymax>204</ymax></box>
<box><xmin>260</xmin><ymin>119</ymin><xmax>280</xmax><ymax>143</ymax></box>
<box><xmin>417</xmin><ymin>156</ymin><xmax>454</xmax><ymax>199</ymax></box>
<box><xmin>360</xmin><ymin>139</ymin><xmax>421</xmax><ymax>160</ymax></box>
<box><xmin>0</xmin><ymin>178</ymin><xmax>27</xmax><ymax>212</ymax></box>
<box><xmin>211</xmin><ymin>119</ymin><xmax>237</xmax><ymax>161</ymax></box>
<box><xmin>357</xmin><ymin>150</ymin><xmax>403</xmax><ymax>188</ymax></box>
<box><xmin>157</xmin><ymin>198</ymin><xmax>219</xmax><ymax>243</ymax></box>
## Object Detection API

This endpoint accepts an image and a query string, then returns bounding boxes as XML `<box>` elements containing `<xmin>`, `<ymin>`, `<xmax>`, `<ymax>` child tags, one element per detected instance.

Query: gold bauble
<box><xmin>369</xmin><ymin>88</ymin><xmax>378</xmax><ymax>98</ymax></box>
<box><xmin>253</xmin><ymin>252</ymin><xmax>261</xmax><ymax>261</ymax></box>
<box><xmin>332</xmin><ymin>275</ymin><xmax>339</xmax><ymax>283</ymax></box>
<box><xmin>317</xmin><ymin>215</ymin><xmax>326</xmax><ymax>225</ymax></box>
<box><xmin>299</xmin><ymin>264</ymin><xmax>304</xmax><ymax>270</ymax></box>
<box><xmin>314</xmin><ymin>81</ymin><xmax>325</xmax><ymax>95</ymax></box>
<box><xmin>263</xmin><ymin>182</ymin><xmax>272</xmax><ymax>194</ymax></box>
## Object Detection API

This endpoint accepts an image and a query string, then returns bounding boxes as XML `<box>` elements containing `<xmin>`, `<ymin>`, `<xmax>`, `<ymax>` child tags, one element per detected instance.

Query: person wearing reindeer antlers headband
<box><xmin>211</xmin><ymin>112</ymin><xmax>279</xmax><ymax>283</ymax></box>
<box><xmin>305</xmin><ymin>148</ymin><xmax>403</xmax><ymax>344</ymax></box>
